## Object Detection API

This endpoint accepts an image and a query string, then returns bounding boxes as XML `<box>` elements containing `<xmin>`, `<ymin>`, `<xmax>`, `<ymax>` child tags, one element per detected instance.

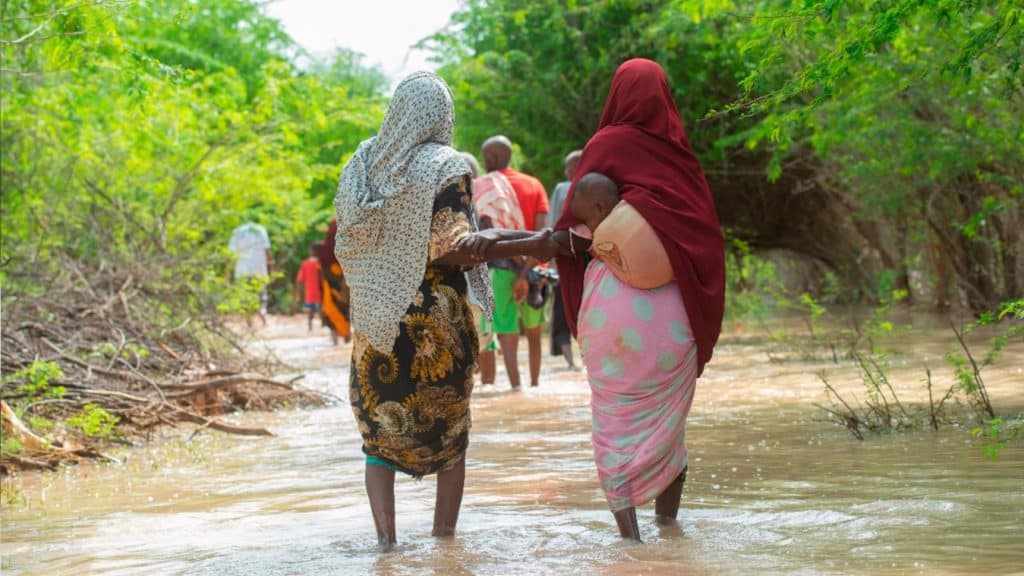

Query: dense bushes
<box><xmin>425</xmin><ymin>0</ymin><xmax>1022</xmax><ymax>312</ymax></box>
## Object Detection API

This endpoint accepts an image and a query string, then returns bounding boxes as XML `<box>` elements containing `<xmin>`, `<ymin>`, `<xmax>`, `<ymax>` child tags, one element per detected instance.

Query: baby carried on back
<box><xmin>569</xmin><ymin>172</ymin><xmax>672</xmax><ymax>289</ymax></box>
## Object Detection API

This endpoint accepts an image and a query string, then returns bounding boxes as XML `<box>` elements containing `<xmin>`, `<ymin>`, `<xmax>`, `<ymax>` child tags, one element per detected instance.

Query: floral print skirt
<box><xmin>349</xmin><ymin>265</ymin><xmax>478</xmax><ymax>477</ymax></box>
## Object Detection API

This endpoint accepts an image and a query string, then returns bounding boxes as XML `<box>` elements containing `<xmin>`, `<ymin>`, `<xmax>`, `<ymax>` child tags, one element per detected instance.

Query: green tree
<box><xmin>1</xmin><ymin>0</ymin><xmax>386</xmax><ymax>325</ymax></box>
<box><xmin>424</xmin><ymin>0</ymin><xmax>1022</xmax><ymax>311</ymax></box>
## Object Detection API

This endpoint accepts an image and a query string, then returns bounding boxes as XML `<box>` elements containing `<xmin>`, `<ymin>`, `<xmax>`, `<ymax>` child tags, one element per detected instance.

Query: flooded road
<box><xmin>3</xmin><ymin>315</ymin><xmax>1022</xmax><ymax>575</ymax></box>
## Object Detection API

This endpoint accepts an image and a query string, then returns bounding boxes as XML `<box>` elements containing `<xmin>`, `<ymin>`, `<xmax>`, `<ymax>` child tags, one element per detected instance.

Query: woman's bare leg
<box><xmin>654</xmin><ymin>466</ymin><xmax>687</xmax><ymax>525</ymax></box>
<box><xmin>365</xmin><ymin>464</ymin><xmax>397</xmax><ymax>550</ymax></box>
<box><xmin>432</xmin><ymin>457</ymin><xmax>466</xmax><ymax>537</ymax></box>
<box><xmin>613</xmin><ymin>506</ymin><xmax>642</xmax><ymax>541</ymax></box>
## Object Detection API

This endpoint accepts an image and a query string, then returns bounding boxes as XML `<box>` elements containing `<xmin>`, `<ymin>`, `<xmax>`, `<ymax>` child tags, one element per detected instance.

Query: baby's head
<box><xmin>570</xmin><ymin>172</ymin><xmax>619</xmax><ymax>232</ymax></box>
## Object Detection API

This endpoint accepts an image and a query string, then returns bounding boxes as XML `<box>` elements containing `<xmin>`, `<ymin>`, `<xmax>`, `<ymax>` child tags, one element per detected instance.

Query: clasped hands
<box><xmin>455</xmin><ymin>228</ymin><xmax>562</xmax><ymax>264</ymax></box>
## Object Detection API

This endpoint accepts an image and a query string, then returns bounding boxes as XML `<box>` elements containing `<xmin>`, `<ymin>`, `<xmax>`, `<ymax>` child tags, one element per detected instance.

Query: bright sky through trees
<box><xmin>263</xmin><ymin>0</ymin><xmax>458</xmax><ymax>84</ymax></box>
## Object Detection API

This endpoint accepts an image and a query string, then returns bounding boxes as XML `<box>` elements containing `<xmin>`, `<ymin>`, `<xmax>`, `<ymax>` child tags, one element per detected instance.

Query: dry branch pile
<box><xmin>1</xmin><ymin>261</ymin><xmax>326</xmax><ymax>474</ymax></box>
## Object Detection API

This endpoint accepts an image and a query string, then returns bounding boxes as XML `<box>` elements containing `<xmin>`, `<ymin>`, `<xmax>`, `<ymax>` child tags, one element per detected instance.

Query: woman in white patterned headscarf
<box><xmin>334</xmin><ymin>71</ymin><xmax>494</xmax><ymax>549</ymax></box>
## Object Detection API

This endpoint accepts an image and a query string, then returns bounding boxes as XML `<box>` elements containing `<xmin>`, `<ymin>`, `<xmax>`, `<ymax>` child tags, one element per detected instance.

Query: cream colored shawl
<box><xmin>334</xmin><ymin>72</ymin><xmax>493</xmax><ymax>352</ymax></box>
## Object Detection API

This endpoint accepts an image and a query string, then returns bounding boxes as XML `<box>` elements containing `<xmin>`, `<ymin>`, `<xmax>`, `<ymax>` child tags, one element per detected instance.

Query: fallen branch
<box><xmin>1</xmin><ymin>400</ymin><xmax>50</xmax><ymax>450</ymax></box>
<box><xmin>172</xmin><ymin>411</ymin><xmax>273</xmax><ymax>436</ymax></box>
<box><xmin>0</xmin><ymin>453</ymin><xmax>58</xmax><ymax>471</ymax></box>
<box><xmin>161</xmin><ymin>373</ymin><xmax>297</xmax><ymax>394</ymax></box>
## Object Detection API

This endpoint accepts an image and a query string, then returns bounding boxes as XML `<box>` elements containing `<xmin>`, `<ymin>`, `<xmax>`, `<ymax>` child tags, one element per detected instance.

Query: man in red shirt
<box><xmin>295</xmin><ymin>243</ymin><xmax>323</xmax><ymax>332</ymax></box>
<box><xmin>475</xmin><ymin>135</ymin><xmax>549</xmax><ymax>389</ymax></box>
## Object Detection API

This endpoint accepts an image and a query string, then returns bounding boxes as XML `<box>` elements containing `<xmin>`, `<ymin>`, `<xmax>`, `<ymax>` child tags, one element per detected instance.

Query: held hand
<box><xmin>530</xmin><ymin>229</ymin><xmax>561</xmax><ymax>261</ymax></box>
<box><xmin>513</xmin><ymin>277</ymin><xmax>529</xmax><ymax>303</ymax></box>
<box><xmin>456</xmin><ymin>233</ymin><xmax>495</xmax><ymax>263</ymax></box>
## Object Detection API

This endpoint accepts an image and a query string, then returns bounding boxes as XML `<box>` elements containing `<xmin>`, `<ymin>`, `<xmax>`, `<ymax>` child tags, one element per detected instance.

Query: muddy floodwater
<box><xmin>2</xmin><ymin>314</ymin><xmax>1022</xmax><ymax>575</ymax></box>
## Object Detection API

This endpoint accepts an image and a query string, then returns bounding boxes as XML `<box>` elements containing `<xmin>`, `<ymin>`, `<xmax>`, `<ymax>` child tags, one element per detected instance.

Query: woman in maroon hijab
<box><xmin>556</xmin><ymin>58</ymin><xmax>725</xmax><ymax>541</ymax></box>
<box><xmin>459</xmin><ymin>58</ymin><xmax>724</xmax><ymax>541</ymax></box>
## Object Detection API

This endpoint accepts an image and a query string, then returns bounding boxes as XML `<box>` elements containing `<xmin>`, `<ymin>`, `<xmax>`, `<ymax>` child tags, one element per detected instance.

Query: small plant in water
<box><xmin>972</xmin><ymin>416</ymin><xmax>1024</xmax><ymax>460</ymax></box>
<box><xmin>0</xmin><ymin>483</ymin><xmax>27</xmax><ymax>507</ymax></box>
<box><xmin>819</xmin><ymin>299</ymin><xmax>1022</xmax><ymax>451</ymax></box>
<box><xmin>945</xmin><ymin>299</ymin><xmax>1022</xmax><ymax>420</ymax></box>
<box><xmin>817</xmin><ymin>353</ymin><xmax>948</xmax><ymax>440</ymax></box>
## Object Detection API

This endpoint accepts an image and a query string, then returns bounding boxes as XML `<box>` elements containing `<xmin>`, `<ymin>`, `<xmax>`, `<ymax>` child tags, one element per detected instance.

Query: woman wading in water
<box><xmin>334</xmin><ymin>71</ymin><xmax>553</xmax><ymax>550</ymax></box>
<box><xmin>467</xmin><ymin>59</ymin><xmax>725</xmax><ymax>542</ymax></box>
<box><xmin>554</xmin><ymin>59</ymin><xmax>725</xmax><ymax>541</ymax></box>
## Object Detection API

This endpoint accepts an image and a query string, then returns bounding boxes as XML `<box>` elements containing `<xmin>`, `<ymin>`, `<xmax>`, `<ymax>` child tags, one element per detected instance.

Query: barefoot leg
<box><xmin>365</xmin><ymin>463</ymin><xmax>397</xmax><ymax>550</ymax></box>
<box><xmin>613</xmin><ymin>506</ymin><xmax>642</xmax><ymax>542</ymax></box>
<box><xmin>497</xmin><ymin>334</ymin><xmax>521</xmax><ymax>389</ymax></box>
<box><xmin>654</xmin><ymin>466</ymin><xmax>687</xmax><ymax>525</ymax></box>
<box><xmin>559</xmin><ymin>342</ymin><xmax>575</xmax><ymax>370</ymax></box>
<box><xmin>526</xmin><ymin>325</ymin><xmax>542</xmax><ymax>386</ymax></box>
<box><xmin>479</xmin><ymin>349</ymin><xmax>496</xmax><ymax>385</ymax></box>
<box><xmin>432</xmin><ymin>457</ymin><xmax>466</xmax><ymax>537</ymax></box>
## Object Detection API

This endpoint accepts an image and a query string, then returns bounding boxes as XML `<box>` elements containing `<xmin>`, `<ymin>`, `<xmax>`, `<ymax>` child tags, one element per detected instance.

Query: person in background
<box><xmin>546</xmin><ymin>149</ymin><xmax>582</xmax><ymax>370</ymax></box>
<box><xmin>473</xmin><ymin>135</ymin><xmax>549</xmax><ymax>389</ymax></box>
<box><xmin>460</xmin><ymin>150</ymin><xmax>498</xmax><ymax>385</ymax></box>
<box><xmin>228</xmin><ymin>221</ymin><xmax>272</xmax><ymax>326</ymax></box>
<box><xmin>458</xmin><ymin>151</ymin><xmax>481</xmax><ymax>178</ymax></box>
<box><xmin>295</xmin><ymin>243</ymin><xmax>323</xmax><ymax>332</ymax></box>
<box><xmin>319</xmin><ymin>220</ymin><xmax>351</xmax><ymax>345</ymax></box>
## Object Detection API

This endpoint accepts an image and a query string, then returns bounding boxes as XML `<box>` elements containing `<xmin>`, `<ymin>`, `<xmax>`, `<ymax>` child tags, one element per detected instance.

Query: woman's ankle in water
<box><xmin>613</xmin><ymin>507</ymin><xmax>642</xmax><ymax>542</ymax></box>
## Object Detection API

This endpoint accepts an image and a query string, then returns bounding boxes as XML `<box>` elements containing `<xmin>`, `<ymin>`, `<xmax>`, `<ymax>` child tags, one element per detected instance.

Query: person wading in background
<box><xmin>228</xmin><ymin>221</ymin><xmax>273</xmax><ymax>327</ymax></box>
<box><xmin>547</xmin><ymin>149</ymin><xmax>582</xmax><ymax>370</ymax></box>
<box><xmin>472</xmin><ymin>135</ymin><xmax>549</xmax><ymax>389</ymax></box>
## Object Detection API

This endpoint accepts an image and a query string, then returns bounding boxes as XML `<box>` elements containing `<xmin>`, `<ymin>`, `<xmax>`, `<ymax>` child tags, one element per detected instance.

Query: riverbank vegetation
<box><xmin>1</xmin><ymin>0</ymin><xmax>385</xmax><ymax>471</ymax></box>
<box><xmin>2</xmin><ymin>0</ymin><xmax>1021</xmax><ymax>471</ymax></box>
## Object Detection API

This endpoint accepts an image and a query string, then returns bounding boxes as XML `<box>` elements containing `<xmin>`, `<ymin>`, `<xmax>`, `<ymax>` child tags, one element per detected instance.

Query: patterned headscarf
<box><xmin>335</xmin><ymin>71</ymin><xmax>493</xmax><ymax>352</ymax></box>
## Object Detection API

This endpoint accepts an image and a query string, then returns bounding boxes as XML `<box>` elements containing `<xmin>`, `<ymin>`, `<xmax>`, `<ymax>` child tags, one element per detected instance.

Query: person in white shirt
<box><xmin>228</xmin><ymin>222</ymin><xmax>272</xmax><ymax>326</ymax></box>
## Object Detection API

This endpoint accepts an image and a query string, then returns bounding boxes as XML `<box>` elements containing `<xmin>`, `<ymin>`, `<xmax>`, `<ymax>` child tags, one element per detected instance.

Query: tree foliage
<box><xmin>1</xmin><ymin>0</ymin><xmax>387</xmax><ymax>319</ymax></box>
<box><xmin>425</xmin><ymin>0</ymin><xmax>1022</xmax><ymax>312</ymax></box>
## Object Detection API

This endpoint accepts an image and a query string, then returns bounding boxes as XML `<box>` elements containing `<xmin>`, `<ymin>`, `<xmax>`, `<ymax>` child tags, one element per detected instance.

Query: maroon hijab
<box><xmin>555</xmin><ymin>58</ymin><xmax>725</xmax><ymax>376</ymax></box>
<box><xmin>319</xmin><ymin>219</ymin><xmax>338</xmax><ymax>272</ymax></box>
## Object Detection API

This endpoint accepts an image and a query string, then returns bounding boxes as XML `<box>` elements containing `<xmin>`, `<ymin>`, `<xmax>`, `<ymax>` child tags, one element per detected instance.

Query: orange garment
<box><xmin>321</xmin><ymin>262</ymin><xmax>351</xmax><ymax>339</ymax></box>
<box><xmin>499</xmin><ymin>168</ymin><xmax>549</xmax><ymax>231</ymax></box>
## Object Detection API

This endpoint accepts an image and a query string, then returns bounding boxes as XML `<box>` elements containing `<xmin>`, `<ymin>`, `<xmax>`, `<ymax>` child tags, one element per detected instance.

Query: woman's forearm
<box><xmin>451</xmin><ymin>229</ymin><xmax>584</xmax><ymax>264</ymax></box>
<box><xmin>484</xmin><ymin>230</ymin><xmax>581</xmax><ymax>261</ymax></box>
<box><xmin>485</xmin><ymin>235</ymin><xmax>545</xmax><ymax>260</ymax></box>
<box><xmin>433</xmin><ymin>245</ymin><xmax>481</xmax><ymax>267</ymax></box>
<box><xmin>480</xmin><ymin>229</ymin><xmax>536</xmax><ymax>242</ymax></box>
<box><xmin>433</xmin><ymin>230</ymin><xmax>543</xmax><ymax>268</ymax></box>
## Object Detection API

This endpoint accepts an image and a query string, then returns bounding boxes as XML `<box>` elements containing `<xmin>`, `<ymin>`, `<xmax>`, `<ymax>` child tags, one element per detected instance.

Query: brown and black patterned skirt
<box><xmin>349</xmin><ymin>265</ymin><xmax>478</xmax><ymax>477</ymax></box>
